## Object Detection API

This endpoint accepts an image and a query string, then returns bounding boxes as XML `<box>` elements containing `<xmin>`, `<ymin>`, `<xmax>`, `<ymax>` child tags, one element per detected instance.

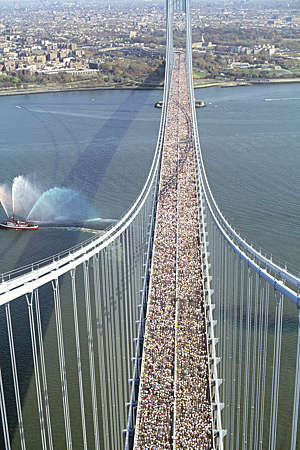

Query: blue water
<box><xmin>1</xmin><ymin>84</ymin><xmax>300</xmax><ymax>448</ymax></box>
<box><xmin>196</xmin><ymin>83</ymin><xmax>300</xmax><ymax>275</ymax></box>
<box><xmin>2</xmin><ymin>84</ymin><xmax>299</xmax><ymax>276</ymax></box>
<box><xmin>196</xmin><ymin>83</ymin><xmax>300</xmax><ymax>448</ymax></box>
<box><xmin>0</xmin><ymin>88</ymin><xmax>161</xmax><ymax>274</ymax></box>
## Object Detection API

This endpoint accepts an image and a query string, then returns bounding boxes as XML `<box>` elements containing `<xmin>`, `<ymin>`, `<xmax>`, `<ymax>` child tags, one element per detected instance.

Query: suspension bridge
<box><xmin>1</xmin><ymin>1</ymin><xmax>300</xmax><ymax>449</ymax></box>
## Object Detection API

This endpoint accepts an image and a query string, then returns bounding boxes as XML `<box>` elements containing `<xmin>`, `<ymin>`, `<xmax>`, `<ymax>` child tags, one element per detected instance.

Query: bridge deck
<box><xmin>134</xmin><ymin>53</ymin><xmax>213</xmax><ymax>449</ymax></box>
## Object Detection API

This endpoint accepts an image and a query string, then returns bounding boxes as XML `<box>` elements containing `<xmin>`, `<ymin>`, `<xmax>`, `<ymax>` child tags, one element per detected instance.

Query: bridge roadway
<box><xmin>133</xmin><ymin>53</ymin><xmax>213</xmax><ymax>449</ymax></box>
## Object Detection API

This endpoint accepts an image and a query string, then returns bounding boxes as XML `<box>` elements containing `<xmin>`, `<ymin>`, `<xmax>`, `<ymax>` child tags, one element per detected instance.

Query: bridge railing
<box><xmin>124</xmin><ymin>2</ymin><xmax>174</xmax><ymax>447</ymax></box>
<box><xmin>0</xmin><ymin>71</ymin><xmax>170</xmax><ymax>303</ymax></box>
<box><xmin>0</xmin><ymin>16</ymin><xmax>172</xmax><ymax>450</ymax></box>
<box><xmin>185</xmin><ymin>1</ymin><xmax>300</xmax><ymax>447</ymax></box>
<box><xmin>184</xmin><ymin>1</ymin><xmax>225</xmax><ymax>448</ymax></box>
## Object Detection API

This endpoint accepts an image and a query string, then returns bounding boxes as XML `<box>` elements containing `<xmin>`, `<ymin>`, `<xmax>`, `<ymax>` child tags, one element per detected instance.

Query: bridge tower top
<box><xmin>173</xmin><ymin>0</ymin><xmax>186</xmax><ymax>12</ymax></box>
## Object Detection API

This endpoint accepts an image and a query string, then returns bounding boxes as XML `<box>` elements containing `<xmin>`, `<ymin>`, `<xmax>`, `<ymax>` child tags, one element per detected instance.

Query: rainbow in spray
<box><xmin>0</xmin><ymin>175</ymin><xmax>98</xmax><ymax>225</ymax></box>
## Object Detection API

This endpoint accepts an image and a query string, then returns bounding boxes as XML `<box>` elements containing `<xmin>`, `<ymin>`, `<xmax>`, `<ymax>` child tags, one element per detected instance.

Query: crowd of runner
<box><xmin>174</xmin><ymin>70</ymin><xmax>213</xmax><ymax>448</ymax></box>
<box><xmin>134</xmin><ymin>53</ymin><xmax>213</xmax><ymax>449</ymax></box>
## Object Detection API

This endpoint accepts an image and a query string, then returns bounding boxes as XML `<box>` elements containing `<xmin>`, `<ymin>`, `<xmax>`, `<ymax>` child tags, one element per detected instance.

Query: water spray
<box><xmin>0</xmin><ymin>175</ymin><xmax>101</xmax><ymax>228</ymax></box>
<box><xmin>0</xmin><ymin>200</ymin><xmax>8</xmax><ymax>218</ymax></box>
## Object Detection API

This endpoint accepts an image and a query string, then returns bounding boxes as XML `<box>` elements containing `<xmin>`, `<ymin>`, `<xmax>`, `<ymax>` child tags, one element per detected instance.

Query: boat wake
<box><xmin>37</xmin><ymin>218</ymin><xmax>117</xmax><ymax>231</ymax></box>
<box><xmin>264</xmin><ymin>97</ymin><xmax>300</xmax><ymax>102</ymax></box>
<box><xmin>26</xmin><ymin>107</ymin><xmax>156</xmax><ymax>122</ymax></box>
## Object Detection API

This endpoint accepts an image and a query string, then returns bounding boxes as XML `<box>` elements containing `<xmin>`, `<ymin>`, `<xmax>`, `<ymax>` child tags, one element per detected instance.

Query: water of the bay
<box><xmin>0</xmin><ymin>88</ymin><xmax>162</xmax><ymax>449</ymax></box>
<box><xmin>1</xmin><ymin>83</ymin><xmax>300</xmax><ymax>448</ymax></box>
<box><xmin>0</xmin><ymin>88</ymin><xmax>161</xmax><ymax>275</ymax></box>
<box><xmin>195</xmin><ymin>83</ymin><xmax>300</xmax><ymax>274</ymax></box>
<box><xmin>195</xmin><ymin>82</ymin><xmax>300</xmax><ymax>449</ymax></box>
<box><xmin>1</xmin><ymin>84</ymin><xmax>299</xmax><ymax>277</ymax></box>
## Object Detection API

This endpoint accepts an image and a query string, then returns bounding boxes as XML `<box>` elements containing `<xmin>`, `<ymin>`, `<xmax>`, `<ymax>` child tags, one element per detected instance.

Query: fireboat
<box><xmin>0</xmin><ymin>202</ymin><xmax>38</xmax><ymax>230</ymax></box>
<box><xmin>0</xmin><ymin>216</ymin><xmax>39</xmax><ymax>231</ymax></box>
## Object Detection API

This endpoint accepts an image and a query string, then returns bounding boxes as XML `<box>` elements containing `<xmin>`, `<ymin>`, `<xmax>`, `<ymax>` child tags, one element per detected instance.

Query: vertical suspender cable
<box><xmin>70</xmin><ymin>269</ymin><xmax>87</xmax><ymax>450</ymax></box>
<box><xmin>0</xmin><ymin>368</ymin><xmax>10</xmax><ymax>450</ymax></box>
<box><xmin>269</xmin><ymin>290</ymin><xmax>283</xmax><ymax>450</ymax></box>
<box><xmin>114</xmin><ymin>240</ymin><xmax>126</xmax><ymax>432</ymax></box>
<box><xmin>226</xmin><ymin>248</ymin><xmax>233</xmax><ymax>442</ymax></box>
<box><xmin>103</xmin><ymin>248</ymin><xmax>116</xmax><ymax>449</ymax></box>
<box><xmin>121</xmin><ymin>234</ymin><xmax>131</xmax><ymax>383</ymax></box>
<box><xmin>26</xmin><ymin>292</ymin><xmax>47</xmax><ymax>450</ymax></box>
<box><xmin>212</xmin><ymin>224</ymin><xmax>217</xmax><ymax>327</ymax></box>
<box><xmin>217</xmin><ymin>229</ymin><xmax>222</xmax><ymax>339</ymax></box>
<box><xmin>107</xmin><ymin>244</ymin><xmax>119</xmax><ymax>450</ymax></box>
<box><xmin>108</xmin><ymin>244</ymin><xmax>121</xmax><ymax>450</ymax></box>
<box><xmin>230</xmin><ymin>253</ymin><xmax>238</xmax><ymax>450</ymax></box>
<box><xmin>120</xmin><ymin>235</ymin><xmax>131</xmax><ymax>401</ymax></box>
<box><xmin>83</xmin><ymin>260</ymin><xmax>100</xmax><ymax>450</ymax></box>
<box><xmin>242</xmin><ymin>267</ymin><xmax>253</xmax><ymax>450</ymax></box>
<box><xmin>128</xmin><ymin>226</ymin><xmax>137</xmax><ymax>359</ymax></box>
<box><xmin>254</xmin><ymin>279</ymin><xmax>264</xmax><ymax>450</ymax></box>
<box><xmin>290</xmin><ymin>306</ymin><xmax>300</xmax><ymax>450</ymax></box>
<box><xmin>134</xmin><ymin>217</ymin><xmax>141</xmax><ymax>319</ymax></box>
<box><xmin>220</xmin><ymin>237</ymin><xmax>225</xmax><ymax>382</ymax></box>
<box><xmin>259</xmin><ymin>281</ymin><xmax>269</xmax><ymax>450</ymax></box>
<box><xmin>236</xmin><ymin>260</ymin><xmax>244</xmax><ymax>450</ymax></box>
<box><xmin>6</xmin><ymin>303</ymin><xmax>26</xmax><ymax>450</ymax></box>
<box><xmin>52</xmin><ymin>279</ymin><xmax>72</xmax><ymax>450</ymax></box>
<box><xmin>95</xmin><ymin>252</ymin><xmax>110</xmax><ymax>450</ymax></box>
<box><xmin>35</xmin><ymin>290</ymin><xmax>53</xmax><ymax>450</ymax></box>
<box><xmin>125</xmin><ymin>229</ymin><xmax>134</xmax><ymax>363</ymax></box>
<box><xmin>249</xmin><ymin>272</ymin><xmax>260</xmax><ymax>450</ymax></box>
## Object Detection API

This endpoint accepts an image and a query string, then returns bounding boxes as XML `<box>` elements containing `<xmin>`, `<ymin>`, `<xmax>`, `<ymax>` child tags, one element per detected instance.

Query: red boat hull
<box><xmin>0</xmin><ymin>221</ymin><xmax>38</xmax><ymax>230</ymax></box>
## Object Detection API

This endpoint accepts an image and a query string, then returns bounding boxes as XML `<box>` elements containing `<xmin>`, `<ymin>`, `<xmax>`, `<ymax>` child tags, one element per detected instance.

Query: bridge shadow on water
<box><xmin>0</xmin><ymin>65</ymin><xmax>164</xmax><ymax>447</ymax></box>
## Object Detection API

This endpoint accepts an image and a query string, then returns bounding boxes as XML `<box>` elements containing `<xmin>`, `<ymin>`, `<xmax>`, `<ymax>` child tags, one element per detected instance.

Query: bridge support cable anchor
<box><xmin>26</xmin><ymin>292</ymin><xmax>47</xmax><ymax>450</ymax></box>
<box><xmin>70</xmin><ymin>268</ymin><xmax>88</xmax><ymax>450</ymax></box>
<box><xmin>0</xmin><ymin>368</ymin><xmax>10</xmax><ymax>450</ymax></box>
<box><xmin>211</xmin><ymin>378</ymin><xmax>223</xmax><ymax>388</ymax></box>
<box><xmin>5</xmin><ymin>303</ymin><xmax>26</xmax><ymax>450</ymax></box>
<box><xmin>51</xmin><ymin>279</ymin><xmax>72</xmax><ymax>450</ymax></box>
<box><xmin>213</xmin><ymin>428</ymin><xmax>227</xmax><ymax>448</ymax></box>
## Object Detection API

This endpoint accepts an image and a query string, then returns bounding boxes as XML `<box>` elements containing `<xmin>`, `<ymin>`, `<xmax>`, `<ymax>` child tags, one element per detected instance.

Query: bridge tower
<box><xmin>1</xmin><ymin>1</ymin><xmax>300</xmax><ymax>449</ymax></box>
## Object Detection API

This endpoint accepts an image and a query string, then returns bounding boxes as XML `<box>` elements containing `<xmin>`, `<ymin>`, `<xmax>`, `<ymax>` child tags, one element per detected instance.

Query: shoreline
<box><xmin>0</xmin><ymin>83</ymin><xmax>164</xmax><ymax>97</ymax></box>
<box><xmin>1</xmin><ymin>77</ymin><xmax>300</xmax><ymax>97</ymax></box>
<box><xmin>194</xmin><ymin>77</ymin><xmax>300</xmax><ymax>89</ymax></box>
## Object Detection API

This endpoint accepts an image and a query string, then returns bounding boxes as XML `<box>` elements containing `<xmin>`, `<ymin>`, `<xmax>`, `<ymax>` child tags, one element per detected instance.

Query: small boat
<box><xmin>0</xmin><ymin>217</ymin><xmax>38</xmax><ymax>231</ymax></box>
<box><xmin>195</xmin><ymin>100</ymin><xmax>206</xmax><ymax>108</ymax></box>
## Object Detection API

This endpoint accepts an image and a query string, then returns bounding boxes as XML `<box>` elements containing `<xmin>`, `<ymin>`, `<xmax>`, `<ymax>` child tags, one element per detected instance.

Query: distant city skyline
<box><xmin>0</xmin><ymin>0</ymin><xmax>298</xmax><ymax>8</ymax></box>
